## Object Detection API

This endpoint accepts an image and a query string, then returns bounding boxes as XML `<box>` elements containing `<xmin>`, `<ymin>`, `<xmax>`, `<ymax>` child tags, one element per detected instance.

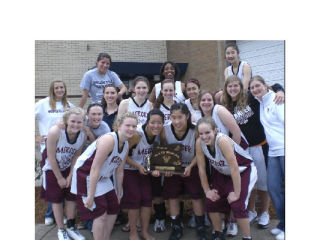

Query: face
<box><xmin>186</xmin><ymin>82</ymin><xmax>200</xmax><ymax>100</ymax></box>
<box><xmin>226</xmin><ymin>81</ymin><xmax>241</xmax><ymax>100</ymax></box>
<box><xmin>225</xmin><ymin>46</ymin><xmax>239</xmax><ymax>64</ymax></box>
<box><xmin>88</xmin><ymin>106</ymin><xmax>103</xmax><ymax>128</ymax></box>
<box><xmin>53</xmin><ymin>82</ymin><xmax>65</xmax><ymax>100</ymax></box>
<box><xmin>103</xmin><ymin>87</ymin><xmax>117</xmax><ymax>104</ymax></box>
<box><xmin>97</xmin><ymin>57</ymin><xmax>111</xmax><ymax>74</ymax></box>
<box><xmin>134</xmin><ymin>81</ymin><xmax>149</xmax><ymax>99</ymax></box>
<box><xmin>199</xmin><ymin>93</ymin><xmax>214</xmax><ymax>113</ymax></box>
<box><xmin>170</xmin><ymin>110</ymin><xmax>188</xmax><ymax>131</ymax></box>
<box><xmin>66</xmin><ymin>114</ymin><xmax>84</xmax><ymax>134</ymax></box>
<box><xmin>250</xmin><ymin>79</ymin><xmax>268</xmax><ymax>99</ymax></box>
<box><xmin>118</xmin><ymin>117</ymin><xmax>137</xmax><ymax>139</ymax></box>
<box><xmin>163</xmin><ymin>63</ymin><xmax>175</xmax><ymax>79</ymax></box>
<box><xmin>198</xmin><ymin>123</ymin><xmax>215</xmax><ymax>145</ymax></box>
<box><xmin>147</xmin><ymin>115</ymin><xmax>164</xmax><ymax>136</ymax></box>
<box><xmin>161</xmin><ymin>82</ymin><xmax>175</xmax><ymax>101</ymax></box>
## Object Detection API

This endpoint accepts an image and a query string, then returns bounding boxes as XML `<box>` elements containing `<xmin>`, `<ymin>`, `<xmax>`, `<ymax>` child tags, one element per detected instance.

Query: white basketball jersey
<box><xmin>125</xmin><ymin>125</ymin><xmax>160</xmax><ymax>170</ymax></box>
<box><xmin>201</xmin><ymin>133</ymin><xmax>252</xmax><ymax>175</ymax></box>
<box><xmin>128</xmin><ymin>97</ymin><xmax>151</xmax><ymax>126</ymax></box>
<box><xmin>155</xmin><ymin>81</ymin><xmax>185</xmax><ymax>103</ymax></box>
<box><xmin>227</xmin><ymin>61</ymin><xmax>247</xmax><ymax>81</ymax></box>
<box><xmin>71</xmin><ymin>132</ymin><xmax>128</xmax><ymax>197</ymax></box>
<box><xmin>185</xmin><ymin>98</ymin><xmax>201</xmax><ymax>123</ymax></box>
<box><xmin>160</xmin><ymin>103</ymin><xmax>172</xmax><ymax>126</ymax></box>
<box><xmin>164</xmin><ymin>124</ymin><xmax>195</xmax><ymax>167</ymax></box>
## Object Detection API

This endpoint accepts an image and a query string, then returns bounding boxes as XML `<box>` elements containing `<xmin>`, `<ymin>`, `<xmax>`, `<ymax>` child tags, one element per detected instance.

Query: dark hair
<box><xmin>153</xmin><ymin>79</ymin><xmax>175</xmax><ymax>109</ymax></box>
<box><xmin>133</xmin><ymin>75</ymin><xmax>150</xmax><ymax>89</ymax></box>
<box><xmin>170</xmin><ymin>103</ymin><xmax>195</xmax><ymax>129</ymax></box>
<box><xmin>101</xmin><ymin>84</ymin><xmax>118</xmax><ymax>107</ymax></box>
<box><xmin>160</xmin><ymin>61</ymin><xmax>180</xmax><ymax>81</ymax></box>
<box><xmin>146</xmin><ymin>109</ymin><xmax>165</xmax><ymax>125</ymax></box>
<box><xmin>87</xmin><ymin>103</ymin><xmax>103</xmax><ymax>113</ymax></box>
<box><xmin>97</xmin><ymin>53</ymin><xmax>112</xmax><ymax>63</ymax></box>
<box><xmin>186</xmin><ymin>78</ymin><xmax>201</xmax><ymax>89</ymax></box>
<box><xmin>224</xmin><ymin>42</ymin><xmax>239</xmax><ymax>54</ymax></box>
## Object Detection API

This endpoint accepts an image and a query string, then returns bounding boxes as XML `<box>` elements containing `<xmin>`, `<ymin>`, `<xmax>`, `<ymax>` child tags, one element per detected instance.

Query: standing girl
<box><xmin>184</xmin><ymin>78</ymin><xmax>202</xmax><ymax>123</ymax></box>
<box><xmin>101</xmin><ymin>85</ymin><xmax>119</xmax><ymax>131</ymax></box>
<box><xmin>79</xmin><ymin>53</ymin><xmax>127</xmax><ymax>107</ymax></box>
<box><xmin>249</xmin><ymin>76</ymin><xmax>285</xmax><ymax>240</ymax></box>
<box><xmin>196</xmin><ymin>117</ymin><xmax>257</xmax><ymax>240</ymax></box>
<box><xmin>40</xmin><ymin>107</ymin><xmax>87</xmax><ymax>240</ymax></box>
<box><xmin>35</xmin><ymin>80</ymin><xmax>74</xmax><ymax>226</ymax></box>
<box><xmin>71</xmin><ymin>112</ymin><xmax>138</xmax><ymax>240</ymax></box>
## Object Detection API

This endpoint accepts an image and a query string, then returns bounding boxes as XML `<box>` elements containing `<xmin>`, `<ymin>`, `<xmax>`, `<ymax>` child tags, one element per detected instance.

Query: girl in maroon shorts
<box><xmin>41</xmin><ymin>107</ymin><xmax>87</xmax><ymax>240</ymax></box>
<box><xmin>196</xmin><ymin>117</ymin><xmax>257</xmax><ymax>240</ymax></box>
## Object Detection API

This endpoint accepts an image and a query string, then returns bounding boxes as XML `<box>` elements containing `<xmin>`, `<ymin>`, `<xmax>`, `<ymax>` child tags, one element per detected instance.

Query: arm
<box><xmin>181</xmin><ymin>82</ymin><xmax>188</xmax><ymax>99</ymax></box>
<box><xmin>126</xmin><ymin>133</ymin><xmax>146</xmax><ymax>174</ymax></box>
<box><xmin>82</xmin><ymin>125</ymin><xmax>95</xmax><ymax>143</ymax></box>
<box><xmin>116</xmin><ymin>150</ymin><xmax>128</xmax><ymax>203</ymax></box>
<box><xmin>117</xmin><ymin>99</ymin><xmax>129</xmax><ymax>117</ymax></box>
<box><xmin>217</xmin><ymin>105</ymin><xmax>241</xmax><ymax>144</ymax></box>
<box><xmin>224</xmin><ymin>67</ymin><xmax>229</xmax><ymax>80</ymax></box>
<box><xmin>183</xmin><ymin>133</ymin><xmax>199</xmax><ymax>176</ymax></box>
<box><xmin>242</xmin><ymin>63</ymin><xmax>252</xmax><ymax>91</ymax></box>
<box><xmin>218</xmin><ymin>136</ymin><xmax>241</xmax><ymax>203</ymax></box>
<box><xmin>148</xmin><ymin>86</ymin><xmax>156</xmax><ymax>103</ymax></box>
<box><xmin>118</xmin><ymin>83</ymin><xmax>127</xmax><ymax>100</ymax></box>
<box><xmin>271</xmin><ymin>83</ymin><xmax>285</xmax><ymax>104</ymax></box>
<box><xmin>79</xmin><ymin>89</ymin><xmax>89</xmax><ymax>108</ymax></box>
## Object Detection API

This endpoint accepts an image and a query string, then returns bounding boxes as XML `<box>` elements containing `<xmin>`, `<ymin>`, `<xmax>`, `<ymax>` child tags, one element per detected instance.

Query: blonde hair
<box><xmin>62</xmin><ymin>107</ymin><xmax>86</xmax><ymax>125</ymax></box>
<box><xmin>112</xmin><ymin>112</ymin><xmax>138</xmax><ymax>132</ymax></box>
<box><xmin>49</xmin><ymin>80</ymin><xmax>68</xmax><ymax>110</ymax></box>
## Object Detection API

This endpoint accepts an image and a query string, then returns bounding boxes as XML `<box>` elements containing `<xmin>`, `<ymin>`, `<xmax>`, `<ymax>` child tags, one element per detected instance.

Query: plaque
<box><xmin>146</xmin><ymin>142</ymin><xmax>184</xmax><ymax>174</ymax></box>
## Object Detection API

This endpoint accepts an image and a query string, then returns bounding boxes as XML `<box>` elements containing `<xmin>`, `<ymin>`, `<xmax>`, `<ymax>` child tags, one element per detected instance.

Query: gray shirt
<box><xmin>83</xmin><ymin>118</ymin><xmax>111</xmax><ymax>150</ymax></box>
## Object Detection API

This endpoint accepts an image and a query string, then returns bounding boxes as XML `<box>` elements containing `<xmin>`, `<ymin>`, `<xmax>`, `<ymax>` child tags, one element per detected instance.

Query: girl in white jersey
<box><xmin>185</xmin><ymin>78</ymin><xmax>202</xmax><ymax>124</ymax></box>
<box><xmin>149</xmin><ymin>61</ymin><xmax>186</xmax><ymax>103</ymax></box>
<box><xmin>40</xmin><ymin>107</ymin><xmax>87</xmax><ymax>240</ymax></box>
<box><xmin>121</xmin><ymin>109</ymin><xmax>165</xmax><ymax>240</ymax></box>
<box><xmin>162</xmin><ymin>103</ymin><xmax>207</xmax><ymax>240</ymax></box>
<box><xmin>71</xmin><ymin>112</ymin><xmax>138</xmax><ymax>240</ymax></box>
<box><xmin>153</xmin><ymin>79</ymin><xmax>176</xmax><ymax>126</ymax></box>
<box><xmin>196</xmin><ymin>117</ymin><xmax>257</xmax><ymax>240</ymax></box>
<box><xmin>35</xmin><ymin>80</ymin><xmax>74</xmax><ymax>226</ymax></box>
<box><xmin>118</xmin><ymin>76</ymin><xmax>152</xmax><ymax>126</ymax></box>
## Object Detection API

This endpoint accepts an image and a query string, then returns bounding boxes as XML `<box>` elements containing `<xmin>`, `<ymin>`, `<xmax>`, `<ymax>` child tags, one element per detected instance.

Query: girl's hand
<box><xmin>164</xmin><ymin>171</ymin><xmax>173</xmax><ymax>177</ymax></box>
<box><xmin>66</xmin><ymin>174</ymin><xmax>72</xmax><ymax>188</ymax></box>
<box><xmin>138</xmin><ymin>165</ymin><xmax>147</xmax><ymax>175</ymax></box>
<box><xmin>35</xmin><ymin>135</ymin><xmax>46</xmax><ymax>143</ymax></box>
<box><xmin>206</xmin><ymin>189</ymin><xmax>220</xmax><ymax>202</ymax></box>
<box><xmin>227</xmin><ymin>191</ymin><xmax>239</xmax><ymax>204</ymax></box>
<box><xmin>57</xmin><ymin>177</ymin><xmax>67</xmax><ymax>189</ymax></box>
<box><xmin>84</xmin><ymin>196</ymin><xmax>94</xmax><ymax>209</ymax></box>
<box><xmin>151</xmin><ymin>170</ymin><xmax>160</xmax><ymax>177</ymax></box>
<box><xmin>183</xmin><ymin>166</ymin><xmax>192</xmax><ymax>177</ymax></box>
<box><xmin>274</xmin><ymin>91</ymin><xmax>285</xmax><ymax>104</ymax></box>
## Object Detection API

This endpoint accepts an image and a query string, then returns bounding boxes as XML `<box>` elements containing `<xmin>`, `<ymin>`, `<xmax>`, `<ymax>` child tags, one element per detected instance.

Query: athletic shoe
<box><xmin>212</xmin><ymin>231</ymin><xmax>225</xmax><ymax>240</ymax></box>
<box><xmin>258</xmin><ymin>212</ymin><xmax>270</xmax><ymax>229</ymax></box>
<box><xmin>153</xmin><ymin>219</ymin><xmax>166</xmax><ymax>233</ymax></box>
<box><xmin>226</xmin><ymin>222</ymin><xmax>238</xmax><ymax>237</ymax></box>
<box><xmin>64</xmin><ymin>216</ymin><xmax>67</xmax><ymax>225</ymax></box>
<box><xmin>45</xmin><ymin>217</ymin><xmax>54</xmax><ymax>226</ymax></box>
<box><xmin>204</xmin><ymin>213</ymin><xmax>211</xmax><ymax>227</ymax></box>
<box><xmin>248</xmin><ymin>210</ymin><xmax>257</xmax><ymax>223</ymax></box>
<box><xmin>66</xmin><ymin>227</ymin><xmax>85</xmax><ymax>240</ymax></box>
<box><xmin>187</xmin><ymin>213</ymin><xmax>196</xmax><ymax>228</ymax></box>
<box><xmin>196</xmin><ymin>225</ymin><xmax>208</xmax><ymax>240</ymax></box>
<box><xmin>169</xmin><ymin>222</ymin><xmax>183</xmax><ymax>240</ymax></box>
<box><xmin>275</xmin><ymin>231</ymin><xmax>285</xmax><ymax>240</ymax></box>
<box><xmin>270</xmin><ymin>227</ymin><xmax>282</xmax><ymax>235</ymax></box>
<box><xmin>58</xmin><ymin>229</ymin><xmax>71</xmax><ymax>240</ymax></box>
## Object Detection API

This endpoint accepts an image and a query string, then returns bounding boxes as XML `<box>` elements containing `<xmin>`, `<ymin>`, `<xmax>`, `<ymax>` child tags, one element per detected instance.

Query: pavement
<box><xmin>36</xmin><ymin>219</ymin><xmax>279</xmax><ymax>240</ymax></box>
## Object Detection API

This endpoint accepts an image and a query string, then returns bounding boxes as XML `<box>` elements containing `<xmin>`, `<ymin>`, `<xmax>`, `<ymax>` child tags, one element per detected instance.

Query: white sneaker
<box><xmin>248</xmin><ymin>210</ymin><xmax>257</xmax><ymax>223</ymax></box>
<box><xmin>64</xmin><ymin>216</ymin><xmax>67</xmax><ymax>225</ymax></box>
<box><xmin>187</xmin><ymin>214</ymin><xmax>196</xmax><ymax>228</ymax></box>
<box><xmin>45</xmin><ymin>217</ymin><xmax>54</xmax><ymax>226</ymax></box>
<box><xmin>258</xmin><ymin>212</ymin><xmax>270</xmax><ymax>229</ymax></box>
<box><xmin>226</xmin><ymin>222</ymin><xmax>238</xmax><ymax>236</ymax></box>
<box><xmin>270</xmin><ymin>227</ymin><xmax>282</xmax><ymax>235</ymax></box>
<box><xmin>204</xmin><ymin>212</ymin><xmax>211</xmax><ymax>227</ymax></box>
<box><xmin>58</xmin><ymin>229</ymin><xmax>71</xmax><ymax>240</ymax></box>
<box><xmin>66</xmin><ymin>227</ymin><xmax>85</xmax><ymax>240</ymax></box>
<box><xmin>275</xmin><ymin>230</ymin><xmax>285</xmax><ymax>240</ymax></box>
<box><xmin>153</xmin><ymin>219</ymin><xmax>166</xmax><ymax>233</ymax></box>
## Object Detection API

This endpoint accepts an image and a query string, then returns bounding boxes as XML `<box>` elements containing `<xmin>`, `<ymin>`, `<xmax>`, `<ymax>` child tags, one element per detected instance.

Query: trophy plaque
<box><xmin>146</xmin><ymin>142</ymin><xmax>184</xmax><ymax>174</ymax></box>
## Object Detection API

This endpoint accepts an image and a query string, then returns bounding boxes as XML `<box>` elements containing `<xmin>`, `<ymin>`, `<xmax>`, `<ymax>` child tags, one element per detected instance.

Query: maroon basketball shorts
<box><xmin>40</xmin><ymin>167</ymin><xmax>76</xmax><ymax>203</ymax></box>
<box><xmin>76</xmin><ymin>189</ymin><xmax>120</xmax><ymax>220</ymax></box>
<box><xmin>163</xmin><ymin>166</ymin><xmax>203</xmax><ymax>199</ymax></box>
<box><xmin>120</xmin><ymin>170</ymin><xmax>152</xmax><ymax>209</ymax></box>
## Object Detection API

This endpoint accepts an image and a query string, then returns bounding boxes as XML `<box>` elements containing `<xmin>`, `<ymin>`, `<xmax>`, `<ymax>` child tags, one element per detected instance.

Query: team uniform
<box><xmin>201</xmin><ymin>133</ymin><xmax>257</xmax><ymax>218</ymax></box>
<box><xmin>80</xmin><ymin>68</ymin><xmax>123</xmax><ymax>104</ymax></box>
<box><xmin>185</xmin><ymin>98</ymin><xmax>201</xmax><ymax>123</ymax></box>
<box><xmin>40</xmin><ymin>129</ymin><xmax>85</xmax><ymax>203</ymax></box>
<box><xmin>127</xmin><ymin>97</ymin><xmax>151</xmax><ymax>126</ymax></box>
<box><xmin>162</xmin><ymin>124</ymin><xmax>202</xmax><ymax>200</ymax></box>
<box><xmin>71</xmin><ymin>132</ymin><xmax>128</xmax><ymax>220</ymax></box>
<box><xmin>35</xmin><ymin>97</ymin><xmax>74</xmax><ymax>152</ymax></box>
<box><xmin>155</xmin><ymin>81</ymin><xmax>185</xmax><ymax>103</ymax></box>
<box><xmin>121</xmin><ymin>125</ymin><xmax>160</xmax><ymax>209</ymax></box>
<box><xmin>159</xmin><ymin>103</ymin><xmax>172</xmax><ymax>126</ymax></box>
<box><xmin>226</xmin><ymin>61</ymin><xmax>250</xmax><ymax>81</ymax></box>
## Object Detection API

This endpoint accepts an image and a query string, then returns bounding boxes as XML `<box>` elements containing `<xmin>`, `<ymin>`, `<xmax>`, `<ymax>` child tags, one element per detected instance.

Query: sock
<box><xmin>195</xmin><ymin>215</ymin><xmax>205</xmax><ymax>227</ymax></box>
<box><xmin>154</xmin><ymin>202</ymin><xmax>166</xmax><ymax>220</ymax></box>
<box><xmin>66</xmin><ymin>219</ymin><xmax>75</xmax><ymax>229</ymax></box>
<box><xmin>242</xmin><ymin>237</ymin><xmax>252</xmax><ymax>240</ymax></box>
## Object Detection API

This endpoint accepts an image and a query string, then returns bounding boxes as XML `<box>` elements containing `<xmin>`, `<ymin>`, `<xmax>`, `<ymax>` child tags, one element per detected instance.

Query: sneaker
<box><xmin>226</xmin><ymin>222</ymin><xmax>238</xmax><ymax>237</ymax></box>
<box><xmin>212</xmin><ymin>231</ymin><xmax>225</xmax><ymax>240</ymax></box>
<box><xmin>66</xmin><ymin>227</ymin><xmax>85</xmax><ymax>240</ymax></box>
<box><xmin>196</xmin><ymin>225</ymin><xmax>208</xmax><ymax>240</ymax></box>
<box><xmin>153</xmin><ymin>219</ymin><xmax>166</xmax><ymax>233</ymax></box>
<box><xmin>188</xmin><ymin>213</ymin><xmax>196</xmax><ymax>228</ymax></box>
<box><xmin>275</xmin><ymin>231</ymin><xmax>285</xmax><ymax>240</ymax></box>
<box><xmin>258</xmin><ymin>212</ymin><xmax>270</xmax><ymax>229</ymax></box>
<box><xmin>270</xmin><ymin>227</ymin><xmax>282</xmax><ymax>235</ymax></box>
<box><xmin>45</xmin><ymin>217</ymin><xmax>54</xmax><ymax>226</ymax></box>
<box><xmin>58</xmin><ymin>229</ymin><xmax>71</xmax><ymax>240</ymax></box>
<box><xmin>204</xmin><ymin>213</ymin><xmax>211</xmax><ymax>227</ymax></box>
<box><xmin>64</xmin><ymin>216</ymin><xmax>67</xmax><ymax>225</ymax></box>
<box><xmin>169</xmin><ymin>222</ymin><xmax>183</xmax><ymax>240</ymax></box>
<box><xmin>248</xmin><ymin>210</ymin><xmax>257</xmax><ymax>223</ymax></box>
